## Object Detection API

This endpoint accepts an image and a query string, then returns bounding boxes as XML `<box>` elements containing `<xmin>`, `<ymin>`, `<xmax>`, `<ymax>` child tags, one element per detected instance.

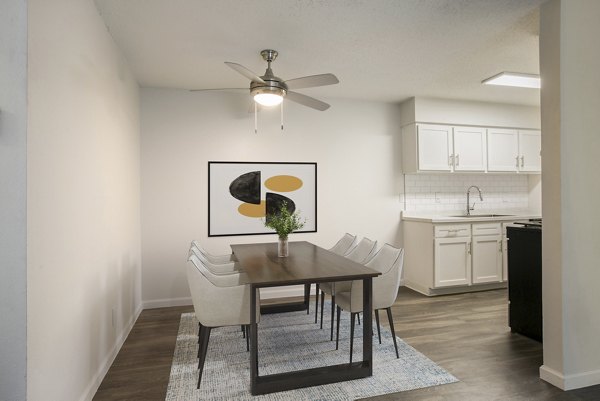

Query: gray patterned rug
<box><xmin>166</xmin><ymin>302</ymin><xmax>457</xmax><ymax>400</ymax></box>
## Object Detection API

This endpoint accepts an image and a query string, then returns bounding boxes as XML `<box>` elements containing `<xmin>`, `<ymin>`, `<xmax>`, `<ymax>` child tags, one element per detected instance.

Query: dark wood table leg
<box><xmin>250</xmin><ymin>285</ymin><xmax>259</xmax><ymax>394</ymax></box>
<box><xmin>304</xmin><ymin>283</ymin><xmax>311</xmax><ymax>314</ymax></box>
<box><xmin>362</xmin><ymin>277</ymin><xmax>373</xmax><ymax>375</ymax></box>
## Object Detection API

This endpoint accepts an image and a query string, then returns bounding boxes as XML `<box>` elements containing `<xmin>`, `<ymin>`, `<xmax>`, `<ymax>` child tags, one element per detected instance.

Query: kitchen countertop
<box><xmin>401</xmin><ymin>210</ymin><xmax>542</xmax><ymax>223</ymax></box>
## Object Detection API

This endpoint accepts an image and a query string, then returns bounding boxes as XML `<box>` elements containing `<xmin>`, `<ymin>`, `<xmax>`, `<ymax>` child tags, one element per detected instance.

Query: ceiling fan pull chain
<box><xmin>254</xmin><ymin>102</ymin><xmax>258</xmax><ymax>134</ymax></box>
<box><xmin>281</xmin><ymin>101</ymin><xmax>284</xmax><ymax>131</ymax></box>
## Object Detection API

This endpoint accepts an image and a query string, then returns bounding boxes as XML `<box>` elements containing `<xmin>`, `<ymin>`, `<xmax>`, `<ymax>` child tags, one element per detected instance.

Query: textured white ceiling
<box><xmin>94</xmin><ymin>0</ymin><xmax>543</xmax><ymax>106</ymax></box>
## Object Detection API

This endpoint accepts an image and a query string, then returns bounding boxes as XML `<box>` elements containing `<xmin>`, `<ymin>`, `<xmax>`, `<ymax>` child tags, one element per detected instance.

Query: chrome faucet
<box><xmin>466</xmin><ymin>185</ymin><xmax>483</xmax><ymax>215</ymax></box>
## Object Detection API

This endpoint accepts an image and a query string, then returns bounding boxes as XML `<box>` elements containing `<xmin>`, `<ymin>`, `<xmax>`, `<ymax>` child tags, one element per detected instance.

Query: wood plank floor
<box><xmin>93</xmin><ymin>288</ymin><xmax>600</xmax><ymax>400</ymax></box>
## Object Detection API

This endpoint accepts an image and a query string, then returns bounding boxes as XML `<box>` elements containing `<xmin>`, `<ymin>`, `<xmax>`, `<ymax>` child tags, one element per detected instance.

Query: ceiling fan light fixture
<box><xmin>482</xmin><ymin>72</ymin><xmax>541</xmax><ymax>89</ymax></box>
<box><xmin>254</xmin><ymin>92</ymin><xmax>283</xmax><ymax>106</ymax></box>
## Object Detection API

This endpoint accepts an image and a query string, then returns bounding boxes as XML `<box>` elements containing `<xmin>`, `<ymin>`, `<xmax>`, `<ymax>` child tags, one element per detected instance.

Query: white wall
<box><xmin>141</xmin><ymin>89</ymin><xmax>402</xmax><ymax>306</ymax></box>
<box><xmin>27</xmin><ymin>0</ymin><xmax>141</xmax><ymax>400</ymax></box>
<box><xmin>540</xmin><ymin>0</ymin><xmax>600</xmax><ymax>390</ymax></box>
<box><xmin>402</xmin><ymin>97</ymin><xmax>541</xmax><ymax>129</ymax></box>
<box><xmin>0</xmin><ymin>1</ymin><xmax>28</xmax><ymax>400</ymax></box>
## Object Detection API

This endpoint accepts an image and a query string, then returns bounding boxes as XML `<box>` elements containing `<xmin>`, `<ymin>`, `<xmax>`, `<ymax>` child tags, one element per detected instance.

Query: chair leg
<box><xmin>386</xmin><ymin>307</ymin><xmax>399</xmax><ymax>359</ymax></box>
<box><xmin>242</xmin><ymin>325</ymin><xmax>246</xmax><ymax>339</ymax></box>
<box><xmin>335</xmin><ymin>305</ymin><xmax>341</xmax><ymax>350</ymax></box>
<box><xmin>350</xmin><ymin>312</ymin><xmax>356</xmax><ymax>363</ymax></box>
<box><xmin>314</xmin><ymin>283</ymin><xmax>320</xmax><ymax>322</ymax></box>
<box><xmin>305</xmin><ymin>283</ymin><xmax>310</xmax><ymax>315</ymax></box>
<box><xmin>197</xmin><ymin>327</ymin><xmax>211</xmax><ymax>389</ymax></box>
<box><xmin>320</xmin><ymin>290</ymin><xmax>325</xmax><ymax>329</ymax></box>
<box><xmin>375</xmin><ymin>309</ymin><xmax>382</xmax><ymax>344</ymax></box>
<box><xmin>245</xmin><ymin>324</ymin><xmax>250</xmax><ymax>352</ymax></box>
<box><xmin>357</xmin><ymin>312</ymin><xmax>361</xmax><ymax>325</ymax></box>
<box><xmin>197</xmin><ymin>324</ymin><xmax>204</xmax><ymax>358</ymax></box>
<box><xmin>330</xmin><ymin>294</ymin><xmax>336</xmax><ymax>341</ymax></box>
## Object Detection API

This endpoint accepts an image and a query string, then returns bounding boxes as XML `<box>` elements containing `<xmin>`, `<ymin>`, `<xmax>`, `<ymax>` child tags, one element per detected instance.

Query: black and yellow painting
<box><xmin>208</xmin><ymin>162</ymin><xmax>317</xmax><ymax>236</ymax></box>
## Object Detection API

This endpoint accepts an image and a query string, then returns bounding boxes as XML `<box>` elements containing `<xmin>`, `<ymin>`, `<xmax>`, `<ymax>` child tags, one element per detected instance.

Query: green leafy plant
<box><xmin>264</xmin><ymin>201</ymin><xmax>306</xmax><ymax>239</ymax></box>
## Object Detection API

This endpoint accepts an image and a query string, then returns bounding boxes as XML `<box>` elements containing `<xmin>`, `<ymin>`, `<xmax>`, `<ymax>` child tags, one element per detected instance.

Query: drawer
<box><xmin>434</xmin><ymin>224</ymin><xmax>471</xmax><ymax>238</ymax></box>
<box><xmin>472</xmin><ymin>222</ymin><xmax>502</xmax><ymax>236</ymax></box>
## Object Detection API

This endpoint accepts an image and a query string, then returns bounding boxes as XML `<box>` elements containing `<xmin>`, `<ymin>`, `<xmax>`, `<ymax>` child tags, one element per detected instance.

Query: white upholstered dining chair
<box><xmin>319</xmin><ymin>237</ymin><xmax>377</xmax><ymax>338</ymax></box>
<box><xmin>189</xmin><ymin>244</ymin><xmax>242</xmax><ymax>274</ymax></box>
<box><xmin>314</xmin><ymin>233</ymin><xmax>357</xmax><ymax>323</ymax></box>
<box><xmin>187</xmin><ymin>254</ymin><xmax>259</xmax><ymax>389</ymax></box>
<box><xmin>190</xmin><ymin>240</ymin><xmax>234</xmax><ymax>264</ymax></box>
<box><xmin>334</xmin><ymin>244</ymin><xmax>404</xmax><ymax>362</ymax></box>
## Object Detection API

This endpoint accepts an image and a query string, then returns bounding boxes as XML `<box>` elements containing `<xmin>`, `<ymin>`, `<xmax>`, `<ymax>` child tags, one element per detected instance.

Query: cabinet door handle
<box><xmin>516</xmin><ymin>155</ymin><xmax>520</xmax><ymax>168</ymax></box>
<box><xmin>448</xmin><ymin>154</ymin><xmax>454</xmax><ymax>167</ymax></box>
<box><xmin>455</xmin><ymin>154</ymin><xmax>460</xmax><ymax>166</ymax></box>
<box><xmin>520</xmin><ymin>156</ymin><xmax>525</xmax><ymax>167</ymax></box>
<box><xmin>467</xmin><ymin>242</ymin><xmax>472</xmax><ymax>255</ymax></box>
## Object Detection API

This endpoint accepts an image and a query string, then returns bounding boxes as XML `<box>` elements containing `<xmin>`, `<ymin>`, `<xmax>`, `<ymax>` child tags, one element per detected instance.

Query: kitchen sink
<box><xmin>451</xmin><ymin>214</ymin><xmax>515</xmax><ymax>218</ymax></box>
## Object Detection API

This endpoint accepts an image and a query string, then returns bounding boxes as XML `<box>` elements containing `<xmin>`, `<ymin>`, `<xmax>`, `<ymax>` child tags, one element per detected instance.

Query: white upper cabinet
<box><xmin>487</xmin><ymin>128</ymin><xmax>520</xmax><ymax>172</ymax></box>
<box><xmin>403</xmin><ymin>124</ymin><xmax>485</xmax><ymax>172</ymax></box>
<box><xmin>487</xmin><ymin>128</ymin><xmax>541</xmax><ymax>173</ymax></box>
<box><xmin>402</xmin><ymin>123</ymin><xmax>541</xmax><ymax>174</ymax></box>
<box><xmin>518</xmin><ymin>130</ymin><xmax>541</xmax><ymax>172</ymax></box>
<box><xmin>453</xmin><ymin>126</ymin><xmax>486</xmax><ymax>171</ymax></box>
<box><xmin>416</xmin><ymin>124</ymin><xmax>453</xmax><ymax>171</ymax></box>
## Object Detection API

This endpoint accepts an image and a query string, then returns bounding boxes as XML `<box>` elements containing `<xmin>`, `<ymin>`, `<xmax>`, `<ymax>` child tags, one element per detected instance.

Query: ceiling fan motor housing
<box><xmin>250</xmin><ymin>52</ymin><xmax>287</xmax><ymax>97</ymax></box>
<box><xmin>250</xmin><ymin>79</ymin><xmax>287</xmax><ymax>98</ymax></box>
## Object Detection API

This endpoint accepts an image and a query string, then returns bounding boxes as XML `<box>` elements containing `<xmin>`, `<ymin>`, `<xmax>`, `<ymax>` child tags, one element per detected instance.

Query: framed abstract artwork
<box><xmin>208</xmin><ymin>162</ymin><xmax>317</xmax><ymax>237</ymax></box>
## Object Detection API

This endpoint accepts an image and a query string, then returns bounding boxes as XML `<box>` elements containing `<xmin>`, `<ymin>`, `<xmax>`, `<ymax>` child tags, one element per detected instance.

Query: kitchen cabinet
<box><xmin>453</xmin><ymin>126</ymin><xmax>487</xmax><ymax>171</ymax></box>
<box><xmin>402</xmin><ymin>124</ymin><xmax>486</xmax><ymax>173</ymax></box>
<box><xmin>403</xmin><ymin>220</ymin><xmax>507</xmax><ymax>296</ymax></box>
<box><xmin>433</xmin><ymin>224</ymin><xmax>471</xmax><ymax>287</ymax></box>
<box><xmin>403</xmin><ymin>123</ymin><xmax>541</xmax><ymax>174</ymax></box>
<box><xmin>518</xmin><ymin>130</ymin><xmax>542</xmax><ymax>172</ymax></box>
<box><xmin>487</xmin><ymin>128</ymin><xmax>519</xmax><ymax>171</ymax></box>
<box><xmin>415</xmin><ymin>124</ymin><xmax>453</xmax><ymax>171</ymax></box>
<box><xmin>487</xmin><ymin>129</ymin><xmax>541</xmax><ymax>173</ymax></box>
<box><xmin>471</xmin><ymin>223</ymin><xmax>503</xmax><ymax>284</ymax></box>
<box><xmin>434</xmin><ymin>237</ymin><xmax>471</xmax><ymax>287</ymax></box>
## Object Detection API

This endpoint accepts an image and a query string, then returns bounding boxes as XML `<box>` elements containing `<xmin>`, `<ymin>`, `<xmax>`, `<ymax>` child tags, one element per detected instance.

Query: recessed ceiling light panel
<box><xmin>482</xmin><ymin>72</ymin><xmax>541</xmax><ymax>89</ymax></box>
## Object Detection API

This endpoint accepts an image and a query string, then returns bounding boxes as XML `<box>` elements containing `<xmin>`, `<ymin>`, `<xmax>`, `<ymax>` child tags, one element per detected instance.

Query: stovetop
<box><xmin>514</xmin><ymin>218</ymin><xmax>542</xmax><ymax>229</ymax></box>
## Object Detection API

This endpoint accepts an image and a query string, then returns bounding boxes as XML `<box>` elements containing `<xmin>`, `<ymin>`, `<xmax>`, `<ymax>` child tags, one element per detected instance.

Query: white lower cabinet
<box><xmin>404</xmin><ymin>220</ymin><xmax>507</xmax><ymax>296</ymax></box>
<box><xmin>472</xmin><ymin>234</ymin><xmax>503</xmax><ymax>283</ymax></box>
<box><xmin>434</xmin><ymin>237</ymin><xmax>471</xmax><ymax>287</ymax></box>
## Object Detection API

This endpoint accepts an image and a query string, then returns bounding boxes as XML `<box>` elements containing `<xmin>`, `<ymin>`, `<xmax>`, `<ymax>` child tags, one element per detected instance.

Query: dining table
<box><xmin>231</xmin><ymin>240</ymin><xmax>381</xmax><ymax>395</ymax></box>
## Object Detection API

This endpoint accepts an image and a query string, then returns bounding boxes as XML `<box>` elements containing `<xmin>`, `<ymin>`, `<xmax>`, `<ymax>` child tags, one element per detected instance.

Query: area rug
<box><xmin>166</xmin><ymin>301</ymin><xmax>457</xmax><ymax>400</ymax></box>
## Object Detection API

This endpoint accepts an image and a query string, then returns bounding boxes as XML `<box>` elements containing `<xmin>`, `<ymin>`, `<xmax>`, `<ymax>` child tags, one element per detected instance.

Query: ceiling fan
<box><xmin>195</xmin><ymin>49</ymin><xmax>339</xmax><ymax>111</ymax></box>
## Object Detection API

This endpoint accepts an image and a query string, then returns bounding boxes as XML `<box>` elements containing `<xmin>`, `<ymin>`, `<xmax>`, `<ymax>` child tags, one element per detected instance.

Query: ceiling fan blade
<box><xmin>189</xmin><ymin>88</ymin><xmax>247</xmax><ymax>93</ymax></box>
<box><xmin>286</xmin><ymin>91</ymin><xmax>330</xmax><ymax>111</ymax></box>
<box><xmin>225</xmin><ymin>62</ymin><xmax>266</xmax><ymax>84</ymax></box>
<box><xmin>284</xmin><ymin>73</ymin><xmax>339</xmax><ymax>90</ymax></box>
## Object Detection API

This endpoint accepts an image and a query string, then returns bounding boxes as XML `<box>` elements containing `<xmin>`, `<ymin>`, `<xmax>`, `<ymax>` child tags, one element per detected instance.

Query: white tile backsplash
<box><xmin>403</xmin><ymin>173</ymin><xmax>529</xmax><ymax>212</ymax></box>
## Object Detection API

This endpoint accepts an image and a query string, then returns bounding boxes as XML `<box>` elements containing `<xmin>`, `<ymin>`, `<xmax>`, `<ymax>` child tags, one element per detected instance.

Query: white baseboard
<box><xmin>540</xmin><ymin>365</ymin><xmax>600</xmax><ymax>390</ymax></box>
<box><xmin>79</xmin><ymin>302</ymin><xmax>143</xmax><ymax>401</ymax></box>
<box><xmin>540</xmin><ymin>365</ymin><xmax>565</xmax><ymax>389</ymax></box>
<box><xmin>143</xmin><ymin>296</ymin><xmax>192</xmax><ymax>309</ymax></box>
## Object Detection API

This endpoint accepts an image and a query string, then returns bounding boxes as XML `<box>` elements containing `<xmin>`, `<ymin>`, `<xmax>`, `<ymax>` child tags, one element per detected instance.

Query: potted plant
<box><xmin>264</xmin><ymin>201</ymin><xmax>305</xmax><ymax>257</ymax></box>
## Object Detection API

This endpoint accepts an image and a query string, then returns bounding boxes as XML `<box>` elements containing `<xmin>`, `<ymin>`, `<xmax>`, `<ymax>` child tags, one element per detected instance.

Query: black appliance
<box><xmin>507</xmin><ymin>220</ymin><xmax>542</xmax><ymax>342</ymax></box>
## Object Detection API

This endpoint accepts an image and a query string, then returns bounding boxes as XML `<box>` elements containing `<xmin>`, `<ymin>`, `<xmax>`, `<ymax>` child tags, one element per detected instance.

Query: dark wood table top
<box><xmin>231</xmin><ymin>241</ymin><xmax>380</xmax><ymax>287</ymax></box>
